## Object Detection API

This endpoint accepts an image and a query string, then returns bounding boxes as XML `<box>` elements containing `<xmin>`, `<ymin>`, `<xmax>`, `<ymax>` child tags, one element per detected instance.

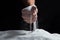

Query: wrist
<box><xmin>22</xmin><ymin>0</ymin><xmax>35</xmax><ymax>7</ymax></box>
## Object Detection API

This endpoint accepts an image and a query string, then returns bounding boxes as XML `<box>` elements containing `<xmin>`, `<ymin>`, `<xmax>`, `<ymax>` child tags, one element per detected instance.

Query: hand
<box><xmin>21</xmin><ymin>5</ymin><xmax>38</xmax><ymax>24</ymax></box>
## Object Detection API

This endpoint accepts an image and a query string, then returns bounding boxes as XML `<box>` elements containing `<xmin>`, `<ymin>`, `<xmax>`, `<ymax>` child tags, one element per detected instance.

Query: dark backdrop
<box><xmin>0</xmin><ymin>0</ymin><xmax>60</xmax><ymax>34</ymax></box>
<box><xmin>36</xmin><ymin>0</ymin><xmax>60</xmax><ymax>33</ymax></box>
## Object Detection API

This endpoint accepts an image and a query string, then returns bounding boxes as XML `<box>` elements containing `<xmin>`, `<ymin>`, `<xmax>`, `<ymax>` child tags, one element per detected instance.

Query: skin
<box><xmin>22</xmin><ymin>0</ymin><xmax>38</xmax><ymax>24</ymax></box>
<box><xmin>22</xmin><ymin>0</ymin><xmax>35</xmax><ymax>6</ymax></box>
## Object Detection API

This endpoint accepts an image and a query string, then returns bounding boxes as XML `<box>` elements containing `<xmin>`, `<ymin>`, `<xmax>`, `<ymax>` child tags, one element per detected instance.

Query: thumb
<box><xmin>31</xmin><ymin>6</ymin><xmax>36</xmax><ymax>13</ymax></box>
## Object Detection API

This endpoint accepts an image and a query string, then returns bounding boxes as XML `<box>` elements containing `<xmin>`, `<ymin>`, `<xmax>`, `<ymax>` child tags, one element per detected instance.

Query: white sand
<box><xmin>0</xmin><ymin>29</ymin><xmax>60</xmax><ymax>40</ymax></box>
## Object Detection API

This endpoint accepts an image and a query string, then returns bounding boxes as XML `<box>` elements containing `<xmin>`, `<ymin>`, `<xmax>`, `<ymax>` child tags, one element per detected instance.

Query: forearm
<box><xmin>22</xmin><ymin>0</ymin><xmax>35</xmax><ymax>6</ymax></box>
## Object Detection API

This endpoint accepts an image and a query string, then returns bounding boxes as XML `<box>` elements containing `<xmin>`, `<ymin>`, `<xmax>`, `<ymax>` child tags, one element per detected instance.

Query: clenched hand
<box><xmin>21</xmin><ymin>5</ymin><xmax>38</xmax><ymax>24</ymax></box>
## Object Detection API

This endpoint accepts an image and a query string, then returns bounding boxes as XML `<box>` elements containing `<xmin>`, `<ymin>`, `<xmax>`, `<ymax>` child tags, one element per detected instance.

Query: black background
<box><xmin>36</xmin><ymin>0</ymin><xmax>60</xmax><ymax>34</ymax></box>
<box><xmin>0</xmin><ymin>0</ymin><xmax>60</xmax><ymax>34</ymax></box>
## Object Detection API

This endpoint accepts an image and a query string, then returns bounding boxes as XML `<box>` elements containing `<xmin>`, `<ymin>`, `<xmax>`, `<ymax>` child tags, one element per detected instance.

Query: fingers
<box><xmin>22</xmin><ymin>14</ymin><xmax>37</xmax><ymax>23</ymax></box>
<box><xmin>21</xmin><ymin>8</ymin><xmax>31</xmax><ymax>17</ymax></box>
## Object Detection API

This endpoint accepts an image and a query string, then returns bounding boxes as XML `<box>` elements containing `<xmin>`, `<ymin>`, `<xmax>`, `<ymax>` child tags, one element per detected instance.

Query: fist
<box><xmin>21</xmin><ymin>5</ymin><xmax>38</xmax><ymax>24</ymax></box>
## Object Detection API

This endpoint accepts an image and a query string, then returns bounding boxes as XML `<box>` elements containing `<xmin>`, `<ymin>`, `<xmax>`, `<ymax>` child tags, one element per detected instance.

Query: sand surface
<box><xmin>0</xmin><ymin>29</ymin><xmax>60</xmax><ymax>40</ymax></box>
